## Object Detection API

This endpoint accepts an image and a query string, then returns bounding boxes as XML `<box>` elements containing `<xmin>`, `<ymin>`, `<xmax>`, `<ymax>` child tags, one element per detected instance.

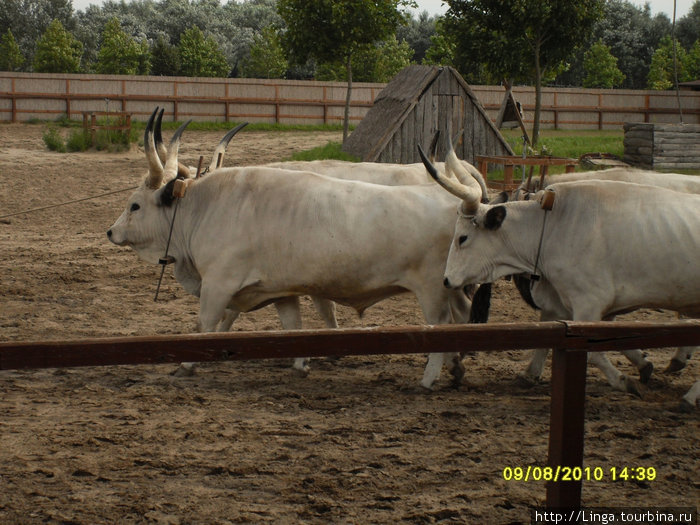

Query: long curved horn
<box><xmin>145</xmin><ymin>107</ymin><xmax>165</xmax><ymax>189</ymax></box>
<box><xmin>428</xmin><ymin>130</ymin><xmax>439</xmax><ymax>163</ymax></box>
<box><xmin>207</xmin><ymin>122</ymin><xmax>248</xmax><ymax>172</ymax></box>
<box><xmin>418</xmin><ymin>144</ymin><xmax>481</xmax><ymax>210</ymax></box>
<box><xmin>154</xmin><ymin>108</ymin><xmax>168</xmax><ymax>163</ymax></box>
<box><xmin>163</xmin><ymin>120</ymin><xmax>192</xmax><ymax>181</ymax></box>
<box><xmin>440</xmin><ymin>120</ymin><xmax>489</xmax><ymax>201</ymax></box>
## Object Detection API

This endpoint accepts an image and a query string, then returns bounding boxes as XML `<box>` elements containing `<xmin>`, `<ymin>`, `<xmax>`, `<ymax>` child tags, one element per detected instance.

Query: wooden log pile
<box><xmin>624</xmin><ymin>122</ymin><xmax>700</xmax><ymax>169</ymax></box>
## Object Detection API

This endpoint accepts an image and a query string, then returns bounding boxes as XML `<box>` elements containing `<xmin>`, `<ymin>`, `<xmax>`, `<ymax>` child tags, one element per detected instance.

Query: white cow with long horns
<box><xmin>419</xmin><ymin>142</ymin><xmax>700</xmax><ymax>409</ymax></box>
<box><xmin>108</xmin><ymin>108</ymin><xmax>476</xmax><ymax>389</ymax></box>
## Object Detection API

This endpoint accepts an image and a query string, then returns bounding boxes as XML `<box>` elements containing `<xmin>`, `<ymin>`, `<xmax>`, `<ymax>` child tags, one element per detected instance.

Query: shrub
<box><xmin>66</xmin><ymin>129</ymin><xmax>90</xmax><ymax>152</ymax></box>
<box><xmin>42</xmin><ymin>127</ymin><xmax>66</xmax><ymax>152</ymax></box>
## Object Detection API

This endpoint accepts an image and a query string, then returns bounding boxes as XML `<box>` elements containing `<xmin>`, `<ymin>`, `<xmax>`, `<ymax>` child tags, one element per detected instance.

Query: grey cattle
<box><xmin>420</xmin><ymin>145</ymin><xmax>700</xmax><ymax>408</ymax></box>
<box><xmin>108</xmin><ymin>109</ymin><xmax>473</xmax><ymax>389</ymax></box>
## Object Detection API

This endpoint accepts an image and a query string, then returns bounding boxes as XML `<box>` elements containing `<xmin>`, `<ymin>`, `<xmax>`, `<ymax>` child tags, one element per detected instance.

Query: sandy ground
<box><xmin>0</xmin><ymin>123</ymin><xmax>697</xmax><ymax>524</ymax></box>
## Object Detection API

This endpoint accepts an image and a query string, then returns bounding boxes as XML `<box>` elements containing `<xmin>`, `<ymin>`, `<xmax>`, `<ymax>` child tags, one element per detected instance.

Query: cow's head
<box><xmin>107</xmin><ymin>107</ymin><xmax>190</xmax><ymax>264</ymax></box>
<box><xmin>419</xmin><ymin>141</ymin><xmax>514</xmax><ymax>288</ymax></box>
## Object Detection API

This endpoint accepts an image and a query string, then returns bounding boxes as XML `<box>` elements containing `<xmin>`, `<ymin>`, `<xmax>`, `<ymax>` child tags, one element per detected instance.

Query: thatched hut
<box><xmin>342</xmin><ymin>65</ymin><xmax>514</xmax><ymax>163</ymax></box>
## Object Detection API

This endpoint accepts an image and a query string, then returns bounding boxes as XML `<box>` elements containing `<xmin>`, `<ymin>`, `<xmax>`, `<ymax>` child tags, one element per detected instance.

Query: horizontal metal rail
<box><xmin>1</xmin><ymin>319</ymin><xmax>698</xmax><ymax>512</ymax></box>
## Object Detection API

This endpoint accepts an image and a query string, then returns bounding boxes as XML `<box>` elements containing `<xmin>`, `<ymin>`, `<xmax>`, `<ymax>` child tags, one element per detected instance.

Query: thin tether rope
<box><xmin>0</xmin><ymin>185</ymin><xmax>138</xmax><ymax>220</ymax></box>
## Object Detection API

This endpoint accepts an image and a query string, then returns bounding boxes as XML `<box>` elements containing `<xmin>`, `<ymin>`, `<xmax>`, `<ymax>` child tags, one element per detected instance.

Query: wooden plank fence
<box><xmin>1</xmin><ymin>319</ymin><xmax>698</xmax><ymax>511</ymax></box>
<box><xmin>2</xmin><ymin>73</ymin><xmax>700</xmax><ymax>128</ymax></box>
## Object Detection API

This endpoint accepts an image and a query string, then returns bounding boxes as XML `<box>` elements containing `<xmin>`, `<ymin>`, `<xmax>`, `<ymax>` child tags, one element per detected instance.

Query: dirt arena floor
<box><xmin>0</xmin><ymin>122</ymin><xmax>697</xmax><ymax>524</ymax></box>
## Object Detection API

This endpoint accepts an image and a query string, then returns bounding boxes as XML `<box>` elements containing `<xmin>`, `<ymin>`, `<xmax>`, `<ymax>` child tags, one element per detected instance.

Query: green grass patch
<box><xmin>501</xmin><ymin>129</ymin><xmax>624</xmax><ymax>159</ymax></box>
<box><xmin>289</xmin><ymin>141</ymin><xmax>359</xmax><ymax>162</ymax></box>
<box><xmin>486</xmin><ymin>129</ymin><xmax>625</xmax><ymax>181</ymax></box>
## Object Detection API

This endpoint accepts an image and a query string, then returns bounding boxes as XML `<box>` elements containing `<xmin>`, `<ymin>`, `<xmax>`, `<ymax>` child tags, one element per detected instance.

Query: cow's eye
<box><xmin>130</xmin><ymin>203</ymin><xmax>140</xmax><ymax>212</ymax></box>
<box><xmin>458</xmin><ymin>235</ymin><xmax>468</xmax><ymax>246</ymax></box>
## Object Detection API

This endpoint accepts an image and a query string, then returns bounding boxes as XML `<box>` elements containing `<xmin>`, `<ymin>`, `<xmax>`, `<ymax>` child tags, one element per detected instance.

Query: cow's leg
<box><xmin>667</xmin><ymin>346</ymin><xmax>696</xmax><ymax>373</ymax></box>
<box><xmin>621</xmin><ymin>350</ymin><xmax>654</xmax><ymax>384</ymax></box>
<box><xmin>417</xmin><ymin>292</ymin><xmax>462</xmax><ymax>390</ymax></box>
<box><xmin>274</xmin><ymin>296</ymin><xmax>310</xmax><ymax>376</ymax></box>
<box><xmin>447</xmin><ymin>291</ymin><xmax>471</xmax><ymax>323</ymax></box>
<box><xmin>587</xmin><ymin>352</ymin><xmax>641</xmax><ymax>396</ymax></box>
<box><xmin>519</xmin><ymin>309</ymin><xmax>560</xmax><ymax>386</ymax></box>
<box><xmin>217</xmin><ymin>308</ymin><xmax>240</xmax><ymax>332</ymax></box>
<box><xmin>601</xmin><ymin>312</ymin><xmax>654</xmax><ymax>383</ymax></box>
<box><xmin>311</xmin><ymin>296</ymin><xmax>338</xmax><ymax>329</ymax></box>
<box><xmin>680</xmin><ymin>379</ymin><xmax>700</xmax><ymax>412</ymax></box>
<box><xmin>174</xmin><ymin>283</ymin><xmax>234</xmax><ymax>377</ymax></box>
<box><xmin>573</xmin><ymin>307</ymin><xmax>641</xmax><ymax>396</ymax></box>
<box><xmin>520</xmin><ymin>349</ymin><xmax>550</xmax><ymax>386</ymax></box>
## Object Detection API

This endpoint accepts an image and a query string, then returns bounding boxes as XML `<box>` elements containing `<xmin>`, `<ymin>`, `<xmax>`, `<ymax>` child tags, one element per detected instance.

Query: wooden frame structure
<box><xmin>1</xmin><ymin>319</ymin><xmax>698</xmax><ymax>511</ymax></box>
<box><xmin>477</xmin><ymin>155</ymin><xmax>578</xmax><ymax>191</ymax></box>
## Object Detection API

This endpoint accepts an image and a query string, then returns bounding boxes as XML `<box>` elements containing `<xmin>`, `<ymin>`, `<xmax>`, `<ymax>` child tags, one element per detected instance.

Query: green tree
<box><xmin>33</xmin><ymin>18</ymin><xmax>82</xmax><ymax>73</ymax></box>
<box><xmin>278</xmin><ymin>0</ymin><xmax>411</xmax><ymax>142</ymax></box>
<box><xmin>423</xmin><ymin>18</ymin><xmax>456</xmax><ymax>68</ymax></box>
<box><xmin>397</xmin><ymin>10</ymin><xmax>436</xmax><ymax>63</ymax></box>
<box><xmin>96</xmin><ymin>17</ymin><xmax>150</xmax><ymax>75</ymax></box>
<box><xmin>178</xmin><ymin>25</ymin><xmax>230</xmax><ymax>77</ymax></box>
<box><xmin>557</xmin><ymin>0</ymin><xmax>671</xmax><ymax>89</ymax></box>
<box><xmin>150</xmin><ymin>34</ymin><xmax>181</xmax><ymax>76</ymax></box>
<box><xmin>316</xmin><ymin>34</ymin><xmax>412</xmax><ymax>83</ymax></box>
<box><xmin>239</xmin><ymin>26</ymin><xmax>287</xmax><ymax>78</ymax></box>
<box><xmin>0</xmin><ymin>29</ymin><xmax>24</xmax><ymax>71</ymax></box>
<box><xmin>583</xmin><ymin>40</ymin><xmax>625</xmax><ymax>88</ymax></box>
<box><xmin>443</xmin><ymin>0</ymin><xmax>604</xmax><ymax>145</ymax></box>
<box><xmin>646</xmin><ymin>36</ymin><xmax>697</xmax><ymax>90</ymax></box>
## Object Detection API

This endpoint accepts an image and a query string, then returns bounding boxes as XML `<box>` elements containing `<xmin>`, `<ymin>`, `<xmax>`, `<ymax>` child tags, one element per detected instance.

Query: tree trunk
<box><xmin>343</xmin><ymin>54</ymin><xmax>353</xmax><ymax>143</ymax></box>
<box><xmin>533</xmin><ymin>39</ymin><xmax>542</xmax><ymax>147</ymax></box>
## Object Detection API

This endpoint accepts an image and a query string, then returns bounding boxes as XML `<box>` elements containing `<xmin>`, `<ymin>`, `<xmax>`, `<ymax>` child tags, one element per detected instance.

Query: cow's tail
<box><xmin>469</xmin><ymin>283</ymin><xmax>492</xmax><ymax>324</ymax></box>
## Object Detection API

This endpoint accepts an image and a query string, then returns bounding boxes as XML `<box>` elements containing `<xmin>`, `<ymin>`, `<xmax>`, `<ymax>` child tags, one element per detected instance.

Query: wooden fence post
<box><xmin>546</xmin><ymin>348</ymin><xmax>588</xmax><ymax>510</ymax></box>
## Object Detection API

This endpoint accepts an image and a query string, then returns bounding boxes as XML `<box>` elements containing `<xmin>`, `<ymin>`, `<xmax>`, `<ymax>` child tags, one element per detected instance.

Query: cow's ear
<box><xmin>484</xmin><ymin>205</ymin><xmax>506</xmax><ymax>230</ymax></box>
<box><xmin>157</xmin><ymin>178</ymin><xmax>178</xmax><ymax>207</ymax></box>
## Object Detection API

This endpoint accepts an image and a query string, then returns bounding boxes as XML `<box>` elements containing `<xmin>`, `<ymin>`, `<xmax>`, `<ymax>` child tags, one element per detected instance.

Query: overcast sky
<box><xmin>409</xmin><ymin>0</ymin><xmax>693</xmax><ymax>19</ymax></box>
<box><xmin>69</xmin><ymin>0</ymin><xmax>694</xmax><ymax>22</ymax></box>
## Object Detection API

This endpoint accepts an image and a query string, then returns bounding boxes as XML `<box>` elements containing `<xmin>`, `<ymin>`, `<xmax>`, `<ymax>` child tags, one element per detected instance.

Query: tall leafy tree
<box><xmin>96</xmin><ymin>17</ymin><xmax>150</xmax><ymax>75</ymax></box>
<box><xmin>178</xmin><ymin>25</ymin><xmax>230</xmax><ymax>77</ymax></box>
<box><xmin>443</xmin><ymin>0</ymin><xmax>604</xmax><ymax>145</ymax></box>
<box><xmin>278</xmin><ymin>0</ymin><xmax>412</xmax><ymax>142</ymax></box>
<box><xmin>33</xmin><ymin>18</ymin><xmax>82</xmax><ymax>73</ymax></box>
<box><xmin>0</xmin><ymin>0</ymin><xmax>75</xmax><ymax>68</ymax></box>
<box><xmin>397</xmin><ymin>10</ymin><xmax>436</xmax><ymax>63</ymax></box>
<box><xmin>239</xmin><ymin>25</ymin><xmax>287</xmax><ymax>78</ymax></box>
<box><xmin>583</xmin><ymin>40</ymin><xmax>625</xmax><ymax>88</ymax></box>
<box><xmin>150</xmin><ymin>34</ymin><xmax>181</xmax><ymax>76</ymax></box>
<box><xmin>647</xmin><ymin>36</ymin><xmax>697</xmax><ymax>90</ymax></box>
<box><xmin>0</xmin><ymin>29</ymin><xmax>24</xmax><ymax>71</ymax></box>
<box><xmin>316</xmin><ymin>35</ymin><xmax>412</xmax><ymax>83</ymax></box>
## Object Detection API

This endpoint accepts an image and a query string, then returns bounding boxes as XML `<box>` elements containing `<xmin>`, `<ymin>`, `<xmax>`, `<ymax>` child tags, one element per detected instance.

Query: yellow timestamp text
<box><xmin>502</xmin><ymin>466</ymin><xmax>657</xmax><ymax>482</ymax></box>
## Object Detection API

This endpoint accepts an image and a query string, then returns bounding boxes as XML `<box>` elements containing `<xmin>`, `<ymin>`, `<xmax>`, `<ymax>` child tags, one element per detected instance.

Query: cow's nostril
<box><xmin>443</xmin><ymin>277</ymin><xmax>450</xmax><ymax>288</ymax></box>
<box><xmin>107</xmin><ymin>230</ymin><xmax>112</xmax><ymax>238</ymax></box>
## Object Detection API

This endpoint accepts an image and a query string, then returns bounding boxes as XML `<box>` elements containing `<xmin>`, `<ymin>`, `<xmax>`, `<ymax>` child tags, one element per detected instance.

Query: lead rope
<box><xmin>530</xmin><ymin>189</ymin><xmax>555</xmax><ymax>286</ymax></box>
<box><xmin>154</xmin><ymin>195</ymin><xmax>181</xmax><ymax>302</ymax></box>
<box><xmin>154</xmin><ymin>156</ymin><xmax>204</xmax><ymax>301</ymax></box>
<box><xmin>529</xmin><ymin>209</ymin><xmax>548</xmax><ymax>285</ymax></box>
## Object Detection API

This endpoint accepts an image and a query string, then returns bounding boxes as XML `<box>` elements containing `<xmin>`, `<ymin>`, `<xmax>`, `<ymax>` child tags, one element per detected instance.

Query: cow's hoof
<box><xmin>664</xmin><ymin>358</ymin><xmax>686</xmax><ymax>374</ymax></box>
<box><xmin>292</xmin><ymin>366</ymin><xmax>310</xmax><ymax>378</ymax></box>
<box><xmin>172</xmin><ymin>364</ymin><xmax>196</xmax><ymax>377</ymax></box>
<box><xmin>674</xmin><ymin>399</ymin><xmax>696</xmax><ymax>413</ymax></box>
<box><xmin>639</xmin><ymin>362</ymin><xmax>654</xmax><ymax>384</ymax></box>
<box><xmin>515</xmin><ymin>374</ymin><xmax>538</xmax><ymax>389</ymax></box>
<box><xmin>623</xmin><ymin>376</ymin><xmax>643</xmax><ymax>398</ymax></box>
<box><xmin>449</xmin><ymin>359</ymin><xmax>466</xmax><ymax>387</ymax></box>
